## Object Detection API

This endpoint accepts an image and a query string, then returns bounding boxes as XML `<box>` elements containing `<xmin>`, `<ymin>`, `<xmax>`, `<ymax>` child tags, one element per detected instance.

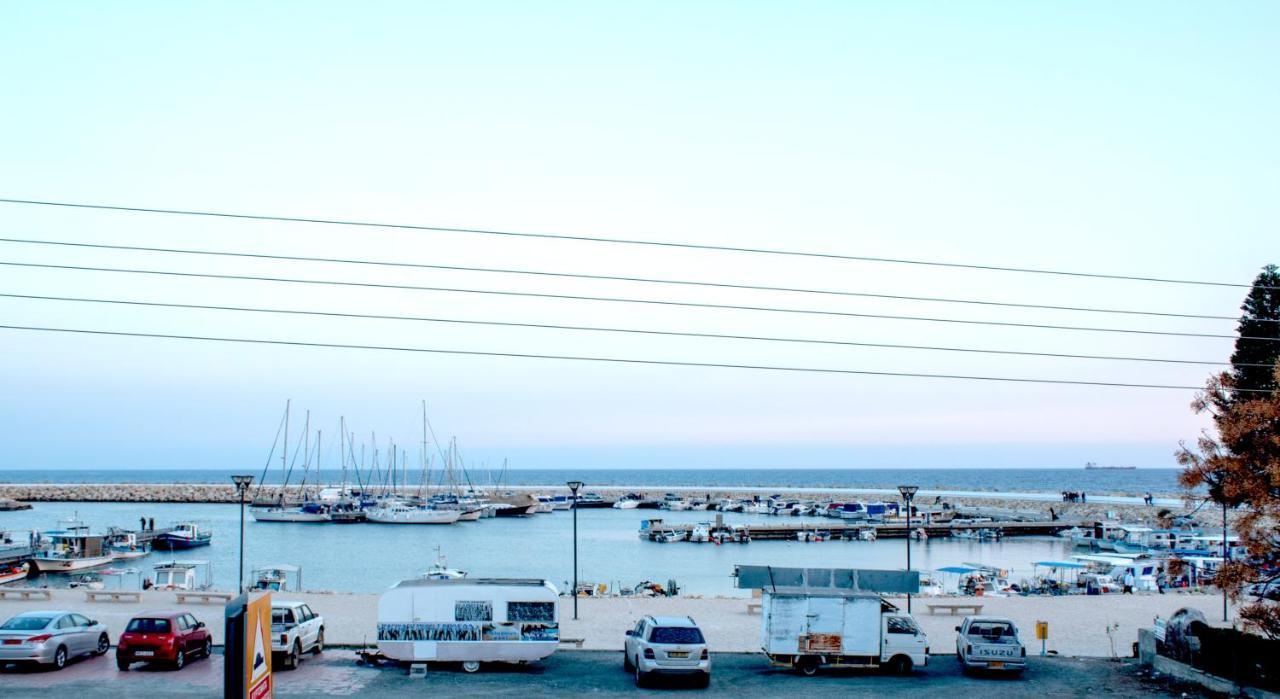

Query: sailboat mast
<box><xmin>281</xmin><ymin>399</ymin><xmax>290</xmax><ymax>504</ymax></box>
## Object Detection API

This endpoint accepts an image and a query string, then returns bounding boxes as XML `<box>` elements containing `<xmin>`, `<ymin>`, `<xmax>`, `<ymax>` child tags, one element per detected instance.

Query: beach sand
<box><xmin>0</xmin><ymin>588</ymin><xmax>1236</xmax><ymax>658</ymax></box>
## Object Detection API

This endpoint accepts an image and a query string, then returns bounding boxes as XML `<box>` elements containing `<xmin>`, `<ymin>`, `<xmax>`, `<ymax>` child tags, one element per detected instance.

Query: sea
<box><xmin>1</xmin><ymin>468</ymin><xmax>1193</xmax><ymax>597</ymax></box>
<box><xmin>0</xmin><ymin>467</ymin><xmax>1189</xmax><ymax>496</ymax></box>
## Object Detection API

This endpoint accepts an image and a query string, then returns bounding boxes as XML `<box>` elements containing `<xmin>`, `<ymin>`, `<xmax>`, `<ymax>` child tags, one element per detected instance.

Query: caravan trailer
<box><xmin>377</xmin><ymin>578</ymin><xmax>560</xmax><ymax>671</ymax></box>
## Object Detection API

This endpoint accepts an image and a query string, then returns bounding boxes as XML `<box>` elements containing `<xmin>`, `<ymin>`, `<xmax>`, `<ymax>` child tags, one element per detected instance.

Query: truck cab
<box><xmin>955</xmin><ymin>616</ymin><xmax>1026</xmax><ymax>675</ymax></box>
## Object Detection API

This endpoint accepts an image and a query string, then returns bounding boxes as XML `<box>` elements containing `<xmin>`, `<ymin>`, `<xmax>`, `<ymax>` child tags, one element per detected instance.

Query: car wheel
<box><xmin>462</xmin><ymin>661</ymin><xmax>481</xmax><ymax>673</ymax></box>
<box><xmin>888</xmin><ymin>655</ymin><xmax>912</xmax><ymax>675</ymax></box>
<box><xmin>53</xmin><ymin>646</ymin><xmax>68</xmax><ymax>670</ymax></box>
<box><xmin>174</xmin><ymin>649</ymin><xmax>185</xmax><ymax>670</ymax></box>
<box><xmin>117</xmin><ymin>658</ymin><xmax>130</xmax><ymax>671</ymax></box>
<box><xmin>286</xmin><ymin>641</ymin><xmax>301</xmax><ymax>670</ymax></box>
<box><xmin>797</xmin><ymin>657</ymin><xmax>819</xmax><ymax>677</ymax></box>
<box><xmin>697</xmin><ymin>673</ymin><xmax>711</xmax><ymax>689</ymax></box>
<box><xmin>623</xmin><ymin>651</ymin><xmax>633</xmax><ymax>672</ymax></box>
<box><xmin>634</xmin><ymin>663</ymin><xmax>647</xmax><ymax>688</ymax></box>
<box><xmin>313</xmin><ymin>629</ymin><xmax>324</xmax><ymax>654</ymax></box>
<box><xmin>202</xmin><ymin>638</ymin><xmax>213</xmax><ymax>658</ymax></box>
<box><xmin>96</xmin><ymin>634</ymin><xmax>110</xmax><ymax>656</ymax></box>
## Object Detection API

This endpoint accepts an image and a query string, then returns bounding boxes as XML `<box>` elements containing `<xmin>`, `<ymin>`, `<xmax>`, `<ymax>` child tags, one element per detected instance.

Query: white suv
<box><xmin>271</xmin><ymin>601</ymin><xmax>324</xmax><ymax>670</ymax></box>
<box><xmin>623</xmin><ymin>615</ymin><xmax>710</xmax><ymax>688</ymax></box>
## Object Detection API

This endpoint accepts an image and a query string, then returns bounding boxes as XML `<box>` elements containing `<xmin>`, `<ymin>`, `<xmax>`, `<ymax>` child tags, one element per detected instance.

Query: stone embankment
<box><xmin>0</xmin><ymin>483</ymin><xmax>1230</xmax><ymax>526</ymax></box>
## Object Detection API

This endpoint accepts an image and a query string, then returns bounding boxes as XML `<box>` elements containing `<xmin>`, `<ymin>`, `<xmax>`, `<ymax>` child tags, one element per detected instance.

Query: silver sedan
<box><xmin>0</xmin><ymin>610</ymin><xmax>111</xmax><ymax>669</ymax></box>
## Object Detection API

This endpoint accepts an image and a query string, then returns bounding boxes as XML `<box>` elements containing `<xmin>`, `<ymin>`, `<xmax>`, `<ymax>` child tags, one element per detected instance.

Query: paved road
<box><xmin>0</xmin><ymin>649</ymin><xmax>1205</xmax><ymax>697</ymax></box>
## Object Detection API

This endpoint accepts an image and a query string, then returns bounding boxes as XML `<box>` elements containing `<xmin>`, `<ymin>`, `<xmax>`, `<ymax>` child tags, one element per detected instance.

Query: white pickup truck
<box><xmin>955</xmin><ymin>616</ymin><xmax>1026</xmax><ymax>675</ymax></box>
<box><xmin>271</xmin><ymin>601</ymin><xmax>324</xmax><ymax>670</ymax></box>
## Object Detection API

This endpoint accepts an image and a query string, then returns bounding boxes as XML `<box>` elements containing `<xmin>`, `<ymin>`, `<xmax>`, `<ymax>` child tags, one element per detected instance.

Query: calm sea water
<box><xmin>0</xmin><ymin>467</ymin><xmax>1188</xmax><ymax>495</ymax></box>
<box><xmin>3</xmin><ymin>501</ymin><xmax>1081</xmax><ymax>597</ymax></box>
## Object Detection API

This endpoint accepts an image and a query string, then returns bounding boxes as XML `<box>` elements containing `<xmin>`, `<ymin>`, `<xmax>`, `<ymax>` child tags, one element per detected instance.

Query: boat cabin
<box><xmin>151</xmin><ymin>560</ymin><xmax>212</xmax><ymax>591</ymax></box>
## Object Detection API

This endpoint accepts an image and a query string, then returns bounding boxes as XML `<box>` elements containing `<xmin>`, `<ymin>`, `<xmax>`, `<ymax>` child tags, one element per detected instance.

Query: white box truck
<box><xmin>377</xmin><ymin>578</ymin><xmax>560</xmax><ymax>672</ymax></box>
<box><xmin>760</xmin><ymin>587</ymin><xmax>929</xmax><ymax>675</ymax></box>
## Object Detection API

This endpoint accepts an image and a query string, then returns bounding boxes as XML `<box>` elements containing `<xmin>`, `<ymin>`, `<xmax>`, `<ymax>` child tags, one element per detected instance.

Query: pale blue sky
<box><xmin>0</xmin><ymin>2</ymin><xmax>1275</xmax><ymax>469</ymax></box>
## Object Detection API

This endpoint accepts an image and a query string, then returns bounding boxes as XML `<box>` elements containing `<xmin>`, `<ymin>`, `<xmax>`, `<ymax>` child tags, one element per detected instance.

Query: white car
<box><xmin>624</xmin><ymin>615</ymin><xmax>710</xmax><ymax>688</ymax></box>
<box><xmin>271</xmin><ymin>601</ymin><xmax>324</xmax><ymax>669</ymax></box>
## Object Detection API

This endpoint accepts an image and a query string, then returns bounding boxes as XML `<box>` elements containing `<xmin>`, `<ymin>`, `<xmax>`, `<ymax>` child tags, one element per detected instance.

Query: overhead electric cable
<box><xmin>0</xmin><ymin>323</ymin><xmax>1260</xmax><ymax>392</ymax></box>
<box><xmin>2</xmin><ymin>260</ymin><xmax>1271</xmax><ymax>341</ymax></box>
<box><xmin>0</xmin><ymin>237</ymin><xmax>1253</xmax><ymax>322</ymax></box>
<box><xmin>0</xmin><ymin>291</ymin><xmax>1257</xmax><ymax>367</ymax></box>
<box><xmin>0</xmin><ymin>197</ymin><xmax>1271</xmax><ymax>290</ymax></box>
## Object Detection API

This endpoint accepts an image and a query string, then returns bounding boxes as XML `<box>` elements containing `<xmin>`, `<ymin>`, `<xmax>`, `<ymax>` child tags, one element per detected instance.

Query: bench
<box><xmin>558</xmin><ymin>638</ymin><xmax>585</xmax><ymax>648</ymax></box>
<box><xmin>175</xmin><ymin>591</ymin><xmax>235</xmax><ymax>604</ymax></box>
<box><xmin>0</xmin><ymin>588</ymin><xmax>52</xmax><ymax>601</ymax></box>
<box><xmin>926</xmin><ymin>602</ymin><xmax>984</xmax><ymax>615</ymax></box>
<box><xmin>747</xmin><ymin>602</ymin><xmax>762</xmax><ymax>615</ymax></box>
<box><xmin>85</xmin><ymin>590</ymin><xmax>142</xmax><ymax>603</ymax></box>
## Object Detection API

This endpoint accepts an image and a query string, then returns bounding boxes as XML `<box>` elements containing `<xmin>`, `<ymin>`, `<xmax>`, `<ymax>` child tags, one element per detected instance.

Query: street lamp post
<box><xmin>567</xmin><ymin>480</ymin><xmax>584</xmax><ymax>621</ymax></box>
<box><xmin>898</xmin><ymin>485</ymin><xmax>919</xmax><ymax>613</ymax></box>
<box><xmin>231</xmin><ymin>475</ymin><xmax>254</xmax><ymax>594</ymax></box>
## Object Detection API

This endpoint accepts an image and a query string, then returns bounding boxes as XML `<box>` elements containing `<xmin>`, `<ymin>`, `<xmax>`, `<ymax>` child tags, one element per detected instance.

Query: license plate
<box><xmin>136</xmin><ymin>651</ymin><xmax>154</xmax><ymax>657</ymax></box>
<box><xmin>989</xmin><ymin>661</ymin><xmax>1004</xmax><ymax>669</ymax></box>
<box><xmin>668</xmin><ymin>652</ymin><xmax>689</xmax><ymax>658</ymax></box>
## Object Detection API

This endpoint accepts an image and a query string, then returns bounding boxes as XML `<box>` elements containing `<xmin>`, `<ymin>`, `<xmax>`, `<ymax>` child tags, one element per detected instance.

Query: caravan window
<box><xmin>455</xmin><ymin>601</ymin><xmax>493</xmax><ymax>622</ymax></box>
<box><xmin>507</xmin><ymin>602</ymin><xmax>555</xmax><ymax>623</ymax></box>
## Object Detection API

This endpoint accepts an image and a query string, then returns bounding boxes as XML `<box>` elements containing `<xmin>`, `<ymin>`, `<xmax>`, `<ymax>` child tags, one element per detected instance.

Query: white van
<box><xmin>377</xmin><ymin>578</ymin><xmax>560</xmax><ymax>672</ymax></box>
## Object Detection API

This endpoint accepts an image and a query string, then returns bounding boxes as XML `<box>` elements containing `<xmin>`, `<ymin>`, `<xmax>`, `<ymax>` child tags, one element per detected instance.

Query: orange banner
<box><xmin>245</xmin><ymin>592</ymin><xmax>273</xmax><ymax>699</ymax></box>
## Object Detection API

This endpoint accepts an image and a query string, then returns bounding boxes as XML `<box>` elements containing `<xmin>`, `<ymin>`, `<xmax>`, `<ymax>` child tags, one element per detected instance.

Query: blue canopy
<box><xmin>937</xmin><ymin>566</ymin><xmax>979</xmax><ymax>574</ymax></box>
<box><xmin>1035</xmin><ymin>561</ymin><xmax>1086</xmax><ymax>569</ymax></box>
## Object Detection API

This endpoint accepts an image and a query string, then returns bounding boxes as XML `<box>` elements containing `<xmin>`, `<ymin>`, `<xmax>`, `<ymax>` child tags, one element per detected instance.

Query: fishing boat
<box><xmin>151</xmin><ymin>560</ymin><xmax>212</xmax><ymax>591</ymax></box>
<box><xmin>688</xmin><ymin>523</ymin><xmax>711</xmax><ymax>543</ymax></box>
<box><xmin>250</xmin><ymin>563</ymin><xmax>302</xmax><ymax>592</ymax></box>
<box><xmin>105</xmin><ymin>530</ymin><xmax>151</xmax><ymax>561</ymax></box>
<box><xmin>0</xmin><ymin>562</ymin><xmax>31</xmax><ymax>585</ymax></box>
<box><xmin>32</xmin><ymin>526</ymin><xmax>114</xmax><ymax>572</ymax></box>
<box><xmin>423</xmin><ymin>547</ymin><xmax>466</xmax><ymax>580</ymax></box>
<box><xmin>365</xmin><ymin>503</ymin><xmax>461</xmax><ymax>524</ymax></box>
<box><xmin>152</xmin><ymin>521</ymin><xmax>212</xmax><ymax>550</ymax></box>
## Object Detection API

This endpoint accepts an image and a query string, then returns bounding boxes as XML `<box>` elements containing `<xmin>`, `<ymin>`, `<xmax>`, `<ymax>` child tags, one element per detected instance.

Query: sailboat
<box><xmin>252</xmin><ymin>407</ymin><xmax>331</xmax><ymax>523</ymax></box>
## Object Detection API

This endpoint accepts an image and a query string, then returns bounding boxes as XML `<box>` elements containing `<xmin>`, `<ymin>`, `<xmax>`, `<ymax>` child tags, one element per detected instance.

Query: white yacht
<box><xmin>366</xmin><ymin>504</ymin><xmax>461</xmax><ymax>525</ymax></box>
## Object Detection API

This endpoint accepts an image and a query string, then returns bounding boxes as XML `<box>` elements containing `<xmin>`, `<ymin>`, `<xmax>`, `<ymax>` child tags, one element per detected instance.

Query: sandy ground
<box><xmin>0</xmin><ymin>588</ymin><xmax>1237</xmax><ymax>658</ymax></box>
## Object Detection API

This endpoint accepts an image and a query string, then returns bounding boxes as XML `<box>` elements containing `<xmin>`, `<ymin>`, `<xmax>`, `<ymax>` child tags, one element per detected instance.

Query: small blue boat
<box><xmin>151</xmin><ymin>521</ymin><xmax>212</xmax><ymax>550</ymax></box>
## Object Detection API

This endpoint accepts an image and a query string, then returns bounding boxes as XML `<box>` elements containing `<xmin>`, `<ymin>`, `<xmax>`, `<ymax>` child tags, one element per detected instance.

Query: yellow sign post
<box><xmin>245</xmin><ymin>592</ymin><xmax>273</xmax><ymax>699</ymax></box>
<box><xmin>1035</xmin><ymin>620</ymin><xmax>1048</xmax><ymax>656</ymax></box>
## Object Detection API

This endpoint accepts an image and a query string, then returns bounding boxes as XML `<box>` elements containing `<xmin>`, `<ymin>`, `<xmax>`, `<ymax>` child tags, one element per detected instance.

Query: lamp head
<box><xmin>231</xmin><ymin>474</ymin><xmax>254</xmax><ymax>491</ymax></box>
<box><xmin>897</xmin><ymin>485</ymin><xmax>919</xmax><ymax>499</ymax></box>
<box><xmin>566</xmin><ymin>480</ymin><xmax>584</xmax><ymax>493</ymax></box>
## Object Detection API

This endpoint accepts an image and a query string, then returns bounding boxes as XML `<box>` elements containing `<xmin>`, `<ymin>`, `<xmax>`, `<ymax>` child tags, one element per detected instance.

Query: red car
<box><xmin>116</xmin><ymin>611</ymin><xmax>212</xmax><ymax>670</ymax></box>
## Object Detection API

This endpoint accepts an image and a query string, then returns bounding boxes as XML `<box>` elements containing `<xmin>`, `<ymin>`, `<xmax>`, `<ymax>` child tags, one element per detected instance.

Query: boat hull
<box><xmin>366</xmin><ymin>509</ymin><xmax>461</xmax><ymax>524</ymax></box>
<box><xmin>493</xmin><ymin>505</ymin><xmax>536</xmax><ymax>517</ymax></box>
<box><xmin>152</xmin><ymin>537</ymin><xmax>211</xmax><ymax>550</ymax></box>
<box><xmin>252</xmin><ymin>509</ymin><xmax>331</xmax><ymax>523</ymax></box>
<box><xmin>33</xmin><ymin>556</ymin><xmax>115</xmax><ymax>572</ymax></box>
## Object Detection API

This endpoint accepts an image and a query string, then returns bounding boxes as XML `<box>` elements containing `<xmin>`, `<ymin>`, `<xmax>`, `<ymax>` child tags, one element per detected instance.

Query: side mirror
<box><xmin>196</xmin><ymin>621</ymin><xmax>205</xmax><ymax>629</ymax></box>
<box><xmin>954</xmin><ymin>626</ymin><xmax>961</xmax><ymax>632</ymax></box>
<box><xmin>625</xmin><ymin>630</ymin><xmax>635</xmax><ymax>637</ymax></box>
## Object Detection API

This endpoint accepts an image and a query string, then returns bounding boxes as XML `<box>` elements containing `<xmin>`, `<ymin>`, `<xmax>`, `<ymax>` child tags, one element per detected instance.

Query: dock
<box><xmin>640</xmin><ymin>518</ymin><xmax>1073</xmax><ymax>542</ymax></box>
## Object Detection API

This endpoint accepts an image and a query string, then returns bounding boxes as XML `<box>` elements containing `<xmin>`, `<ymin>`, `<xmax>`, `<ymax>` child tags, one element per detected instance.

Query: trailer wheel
<box><xmin>462</xmin><ymin>661</ymin><xmax>481</xmax><ymax>673</ymax></box>
<box><xmin>888</xmin><ymin>655</ymin><xmax>913</xmax><ymax>675</ymax></box>
<box><xmin>796</xmin><ymin>657</ymin><xmax>820</xmax><ymax>676</ymax></box>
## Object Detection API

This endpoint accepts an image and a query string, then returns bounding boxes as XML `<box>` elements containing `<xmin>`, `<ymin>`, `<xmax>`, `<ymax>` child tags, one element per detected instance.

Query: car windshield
<box><xmin>967</xmin><ymin>621</ymin><xmax>1016</xmax><ymax>640</ymax></box>
<box><xmin>650</xmin><ymin>627</ymin><xmax>704</xmax><ymax>644</ymax></box>
<box><xmin>126</xmin><ymin>618</ymin><xmax>171</xmax><ymax>633</ymax></box>
<box><xmin>1</xmin><ymin>616</ymin><xmax>52</xmax><ymax>631</ymax></box>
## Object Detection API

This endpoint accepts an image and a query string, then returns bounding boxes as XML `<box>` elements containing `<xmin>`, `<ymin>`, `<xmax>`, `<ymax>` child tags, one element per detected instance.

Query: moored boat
<box><xmin>366</xmin><ymin>504</ymin><xmax>461</xmax><ymax>524</ymax></box>
<box><xmin>32</xmin><ymin>526</ymin><xmax>114</xmax><ymax>572</ymax></box>
<box><xmin>152</xmin><ymin>521</ymin><xmax>212</xmax><ymax>550</ymax></box>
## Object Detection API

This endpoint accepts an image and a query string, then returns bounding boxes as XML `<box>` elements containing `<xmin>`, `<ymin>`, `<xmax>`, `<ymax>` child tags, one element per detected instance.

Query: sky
<box><xmin>0</xmin><ymin>2</ymin><xmax>1276</xmax><ymax>470</ymax></box>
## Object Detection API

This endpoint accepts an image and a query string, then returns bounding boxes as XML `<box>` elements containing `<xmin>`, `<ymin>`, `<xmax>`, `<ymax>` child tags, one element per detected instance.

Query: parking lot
<box><xmin>0</xmin><ymin>649</ymin><xmax>1206</xmax><ymax>698</ymax></box>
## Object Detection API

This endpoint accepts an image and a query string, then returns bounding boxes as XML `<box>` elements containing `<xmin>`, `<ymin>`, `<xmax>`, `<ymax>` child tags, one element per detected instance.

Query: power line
<box><xmin>3</xmin><ymin>260</ymin><xmax>1271</xmax><ymax>341</ymax></box>
<box><xmin>3</xmin><ymin>291</ymin><xmax>1260</xmax><ymax>367</ymax></box>
<box><xmin>0</xmin><ymin>323</ymin><xmax>1255</xmax><ymax>392</ymax></box>
<box><xmin>0</xmin><ymin>236</ymin><xmax>1252</xmax><ymax>323</ymax></box>
<box><xmin>0</xmin><ymin>197</ymin><xmax>1271</xmax><ymax>290</ymax></box>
